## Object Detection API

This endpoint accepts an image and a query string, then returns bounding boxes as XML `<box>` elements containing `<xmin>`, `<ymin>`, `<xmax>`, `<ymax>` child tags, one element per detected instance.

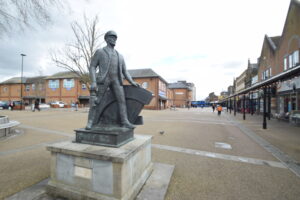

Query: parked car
<box><xmin>50</xmin><ymin>101</ymin><xmax>65</xmax><ymax>108</ymax></box>
<box><xmin>0</xmin><ymin>101</ymin><xmax>9</xmax><ymax>109</ymax></box>
<box><xmin>39</xmin><ymin>103</ymin><xmax>51</xmax><ymax>109</ymax></box>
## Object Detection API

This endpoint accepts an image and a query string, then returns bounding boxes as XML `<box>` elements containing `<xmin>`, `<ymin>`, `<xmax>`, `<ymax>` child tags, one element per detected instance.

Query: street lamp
<box><xmin>20</xmin><ymin>53</ymin><xmax>26</xmax><ymax>110</ymax></box>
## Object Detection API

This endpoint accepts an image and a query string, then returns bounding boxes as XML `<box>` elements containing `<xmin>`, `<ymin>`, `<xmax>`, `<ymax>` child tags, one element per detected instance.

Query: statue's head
<box><xmin>104</xmin><ymin>30</ymin><xmax>118</xmax><ymax>47</ymax></box>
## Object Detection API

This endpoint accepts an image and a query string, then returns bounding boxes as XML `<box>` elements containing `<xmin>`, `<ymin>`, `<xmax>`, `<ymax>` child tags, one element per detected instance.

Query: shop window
<box><xmin>49</xmin><ymin>80</ymin><xmax>59</xmax><ymax>89</ymax></box>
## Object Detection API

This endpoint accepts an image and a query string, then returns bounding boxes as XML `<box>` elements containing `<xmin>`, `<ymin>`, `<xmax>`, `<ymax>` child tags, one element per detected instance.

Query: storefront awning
<box><xmin>159</xmin><ymin>95</ymin><xmax>168</xmax><ymax>100</ymax></box>
<box><xmin>78</xmin><ymin>96</ymin><xmax>90</xmax><ymax>100</ymax></box>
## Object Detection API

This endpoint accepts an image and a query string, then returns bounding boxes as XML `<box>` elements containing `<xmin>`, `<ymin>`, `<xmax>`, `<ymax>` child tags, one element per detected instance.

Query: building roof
<box><xmin>168</xmin><ymin>80</ymin><xmax>194</xmax><ymax>90</ymax></box>
<box><xmin>0</xmin><ymin>77</ymin><xmax>27</xmax><ymax>84</ymax></box>
<box><xmin>25</xmin><ymin>76</ymin><xmax>47</xmax><ymax>83</ymax></box>
<box><xmin>45</xmin><ymin>71</ymin><xmax>80</xmax><ymax>79</ymax></box>
<box><xmin>128</xmin><ymin>68</ymin><xmax>168</xmax><ymax>84</ymax></box>
<box><xmin>1</xmin><ymin>76</ymin><xmax>48</xmax><ymax>84</ymax></box>
<box><xmin>266</xmin><ymin>35</ymin><xmax>281</xmax><ymax>51</ymax></box>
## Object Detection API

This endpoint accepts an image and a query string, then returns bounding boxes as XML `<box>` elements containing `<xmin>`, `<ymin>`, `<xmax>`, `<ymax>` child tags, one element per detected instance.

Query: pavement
<box><xmin>0</xmin><ymin>107</ymin><xmax>300</xmax><ymax>200</ymax></box>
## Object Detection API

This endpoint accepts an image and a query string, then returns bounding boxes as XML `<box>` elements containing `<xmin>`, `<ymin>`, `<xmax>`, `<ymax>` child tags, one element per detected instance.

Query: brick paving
<box><xmin>0</xmin><ymin>107</ymin><xmax>300</xmax><ymax>200</ymax></box>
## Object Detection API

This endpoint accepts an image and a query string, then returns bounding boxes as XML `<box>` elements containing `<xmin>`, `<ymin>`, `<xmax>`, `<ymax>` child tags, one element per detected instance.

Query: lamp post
<box><xmin>20</xmin><ymin>53</ymin><xmax>26</xmax><ymax>110</ymax></box>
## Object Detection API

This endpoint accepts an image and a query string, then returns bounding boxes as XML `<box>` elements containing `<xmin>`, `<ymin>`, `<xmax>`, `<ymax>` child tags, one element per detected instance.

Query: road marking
<box><xmin>215</xmin><ymin>142</ymin><xmax>232</xmax><ymax>149</ymax></box>
<box><xmin>152</xmin><ymin>144</ymin><xmax>286</xmax><ymax>169</ymax></box>
<box><xmin>225</xmin><ymin>114</ymin><xmax>300</xmax><ymax>178</ymax></box>
<box><xmin>145</xmin><ymin>118</ymin><xmax>234</xmax><ymax>126</ymax></box>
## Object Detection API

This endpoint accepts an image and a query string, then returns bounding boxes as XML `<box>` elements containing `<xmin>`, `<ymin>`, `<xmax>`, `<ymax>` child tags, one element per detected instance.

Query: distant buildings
<box><xmin>220</xmin><ymin>0</ymin><xmax>300</xmax><ymax>120</ymax></box>
<box><xmin>0</xmin><ymin>68</ymin><xmax>196</xmax><ymax>110</ymax></box>
<box><xmin>168</xmin><ymin>81</ymin><xmax>196</xmax><ymax>107</ymax></box>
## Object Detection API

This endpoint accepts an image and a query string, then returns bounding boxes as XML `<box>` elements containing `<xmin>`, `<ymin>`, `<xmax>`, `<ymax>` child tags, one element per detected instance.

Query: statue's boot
<box><xmin>86</xmin><ymin>120</ymin><xmax>93</xmax><ymax>130</ymax></box>
<box><xmin>121</xmin><ymin>120</ymin><xmax>136</xmax><ymax>129</ymax></box>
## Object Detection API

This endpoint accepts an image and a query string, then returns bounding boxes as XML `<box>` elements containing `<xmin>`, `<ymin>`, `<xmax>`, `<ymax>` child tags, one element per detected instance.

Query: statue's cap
<box><xmin>105</xmin><ymin>30</ymin><xmax>117</xmax><ymax>38</ymax></box>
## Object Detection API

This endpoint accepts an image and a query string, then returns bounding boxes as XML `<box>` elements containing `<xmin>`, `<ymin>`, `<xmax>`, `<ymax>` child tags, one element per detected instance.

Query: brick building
<box><xmin>126</xmin><ymin>68</ymin><xmax>169</xmax><ymax>110</ymax></box>
<box><xmin>0</xmin><ymin>76</ymin><xmax>46</xmax><ymax>105</ymax></box>
<box><xmin>45</xmin><ymin>71</ymin><xmax>89</xmax><ymax>105</ymax></box>
<box><xmin>225</xmin><ymin>0</ymin><xmax>300</xmax><ymax>118</ymax></box>
<box><xmin>168</xmin><ymin>81</ymin><xmax>195</xmax><ymax>107</ymax></box>
<box><xmin>1</xmin><ymin>69</ymin><xmax>196</xmax><ymax>110</ymax></box>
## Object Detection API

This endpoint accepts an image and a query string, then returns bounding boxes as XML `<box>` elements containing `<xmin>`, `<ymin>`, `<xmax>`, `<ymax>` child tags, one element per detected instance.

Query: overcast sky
<box><xmin>0</xmin><ymin>0</ymin><xmax>291</xmax><ymax>99</ymax></box>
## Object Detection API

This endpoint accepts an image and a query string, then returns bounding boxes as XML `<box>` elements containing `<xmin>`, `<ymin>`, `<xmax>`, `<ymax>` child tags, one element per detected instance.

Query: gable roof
<box><xmin>277</xmin><ymin>0</ymin><xmax>300</xmax><ymax>48</ymax></box>
<box><xmin>25</xmin><ymin>76</ymin><xmax>47</xmax><ymax>83</ymax></box>
<box><xmin>168</xmin><ymin>81</ymin><xmax>194</xmax><ymax>90</ymax></box>
<box><xmin>266</xmin><ymin>35</ymin><xmax>281</xmax><ymax>51</ymax></box>
<box><xmin>128</xmin><ymin>68</ymin><xmax>168</xmax><ymax>84</ymax></box>
<box><xmin>45</xmin><ymin>71</ymin><xmax>80</xmax><ymax>79</ymax></box>
<box><xmin>1</xmin><ymin>76</ymin><xmax>48</xmax><ymax>84</ymax></box>
<box><xmin>1</xmin><ymin>77</ymin><xmax>27</xmax><ymax>84</ymax></box>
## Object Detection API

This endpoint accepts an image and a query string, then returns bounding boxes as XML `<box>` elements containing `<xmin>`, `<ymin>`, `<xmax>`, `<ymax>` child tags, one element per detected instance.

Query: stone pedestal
<box><xmin>75</xmin><ymin>127</ymin><xmax>133</xmax><ymax>148</ymax></box>
<box><xmin>46</xmin><ymin>135</ymin><xmax>153</xmax><ymax>200</ymax></box>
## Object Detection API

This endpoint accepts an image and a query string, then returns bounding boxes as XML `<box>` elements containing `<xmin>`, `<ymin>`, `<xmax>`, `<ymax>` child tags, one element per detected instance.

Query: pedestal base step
<box><xmin>5</xmin><ymin>163</ymin><xmax>175</xmax><ymax>200</ymax></box>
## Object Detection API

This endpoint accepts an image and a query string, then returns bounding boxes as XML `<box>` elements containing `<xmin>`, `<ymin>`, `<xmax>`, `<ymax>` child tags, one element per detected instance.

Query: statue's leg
<box><xmin>111</xmin><ymin>82</ymin><xmax>135</xmax><ymax>129</ymax></box>
<box><xmin>86</xmin><ymin>82</ymin><xmax>109</xmax><ymax>130</ymax></box>
<box><xmin>86</xmin><ymin>95</ymin><xmax>96</xmax><ymax>130</ymax></box>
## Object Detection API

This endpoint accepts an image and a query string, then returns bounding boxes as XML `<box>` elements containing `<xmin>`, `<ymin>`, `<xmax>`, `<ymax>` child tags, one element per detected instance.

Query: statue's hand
<box><xmin>90</xmin><ymin>82</ymin><xmax>97</xmax><ymax>91</ymax></box>
<box><xmin>131</xmin><ymin>81</ymin><xmax>140</xmax><ymax>87</ymax></box>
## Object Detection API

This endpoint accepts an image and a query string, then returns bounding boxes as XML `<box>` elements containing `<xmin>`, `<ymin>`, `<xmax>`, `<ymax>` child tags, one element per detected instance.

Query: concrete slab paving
<box><xmin>152</xmin><ymin>148</ymin><xmax>300</xmax><ymax>200</ymax></box>
<box><xmin>0</xmin><ymin>108</ymin><xmax>300</xmax><ymax>199</ymax></box>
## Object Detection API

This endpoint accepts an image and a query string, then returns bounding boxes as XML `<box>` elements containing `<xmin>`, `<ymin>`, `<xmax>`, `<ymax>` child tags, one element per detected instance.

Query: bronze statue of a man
<box><xmin>86</xmin><ymin>30</ymin><xmax>139</xmax><ymax>130</ymax></box>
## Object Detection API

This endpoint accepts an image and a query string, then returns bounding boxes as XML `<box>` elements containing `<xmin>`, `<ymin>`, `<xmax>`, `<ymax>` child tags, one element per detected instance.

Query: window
<box><xmin>284</xmin><ymin>57</ymin><xmax>287</xmax><ymax>70</ymax></box>
<box><xmin>49</xmin><ymin>80</ymin><xmax>59</xmax><ymax>89</ymax></box>
<box><xmin>25</xmin><ymin>85</ymin><xmax>30</xmax><ymax>91</ymax></box>
<box><xmin>39</xmin><ymin>84</ymin><xmax>43</xmax><ymax>91</ymax></box>
<box><xmin>82</xmin><ymin>83</ymin><xmax>87</xmax><ymax>90</ymax></box>
<box><xmin>32</xmin><ymin>84</ymin><xmax>35</xmax><ymax>91</ymax></box>
<box><xmin>3</xmin><ymin>87</ymin><xmax>7</xmax><ymax>92</ymax></box>
<box><xmin>289</xmin><ymin>54</ymin><xmax>293</xmax><ymax>68</ymax></box>
<box><xmin>293</xmin><ymin>50</ymin><xmax>299</xmax><ymax>66</ymax></box>
<box><xmin>63</xmin><ymin>79</ymin><xmax>74</xmax><ymax>88</ymax></box>
<box><xmin>142</xmin><ymin>82</ymin><xmax>148</xmax><ymax>89</ymax></box>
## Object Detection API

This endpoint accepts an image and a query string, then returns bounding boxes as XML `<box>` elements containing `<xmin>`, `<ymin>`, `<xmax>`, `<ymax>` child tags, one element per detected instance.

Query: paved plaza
<box><xmin>0</xmin><ymin>107</ymin><xmax>300</xmax><ymax>200</ymax></box>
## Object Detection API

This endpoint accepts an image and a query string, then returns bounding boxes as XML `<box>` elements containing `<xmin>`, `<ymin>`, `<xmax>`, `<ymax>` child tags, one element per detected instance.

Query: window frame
<box><xmin>49</xmin><ymin>80</ymin><xmax>59</xmax><ymax>89</ymax></box>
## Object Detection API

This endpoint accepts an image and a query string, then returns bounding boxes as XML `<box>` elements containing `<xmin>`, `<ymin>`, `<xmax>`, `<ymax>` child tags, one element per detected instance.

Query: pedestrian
<box><xmin>34</xmin><ymin>99</ymin><xmax>40</xmax><ymax>111</ymax></box>
<box><xmin>217</xmin><ymin>105</ymin><xmax>223</xmax><ymax>116</ymax></box>
<box><xmin>9</xmin><ymin>101</ymin><xmax>14</xmax><ymax>111</ymax></box>
<box><xmin>75</xmin><ymin>101</ymin><xmax>79</xmax><ymax>111</ymax></box>
<box><xmin>212</xmin><ymin>104</ymin><xmax>215</xmax><ymax>112</ymax></box>
<box><xmin>31</xmin><ymin>102</ymin><xmax>35</xmax><ymax>112</ymax></box>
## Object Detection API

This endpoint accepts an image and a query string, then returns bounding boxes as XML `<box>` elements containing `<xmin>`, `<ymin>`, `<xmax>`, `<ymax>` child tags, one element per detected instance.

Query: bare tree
<box><xmin>51</xmin><ymin>15</ymin><xmax>104</xmax><ymax>89</ymax></box>
<box><xmin>0</xmin><ymin>0</ymin><xmax>64</xmax><ymax>36</ymax></box>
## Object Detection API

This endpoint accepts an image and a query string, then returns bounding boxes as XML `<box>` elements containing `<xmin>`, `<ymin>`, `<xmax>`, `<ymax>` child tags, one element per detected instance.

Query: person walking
<box><xmin>212</xmin><ymin>104</ymin><xmax>215</xmax><ymax>112</ymax></box>
<box><xmin>217</xmin><ymin>105</ymin><xmax>223</xmax><ymax>116</ymax></box>
<box><xmin>75</xmin><ymin>101</ymin><xmax>79</xmax><ymax>111</ymax></box>
<box><xmin>9</xmin><ymin>101</ymin><xmax>14</xmax><ymax>111</ymax></box>
<box><xmin>34</xmin><ymin>99</ymin><xmax>40</xmax><ymax>112</ymax></box>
